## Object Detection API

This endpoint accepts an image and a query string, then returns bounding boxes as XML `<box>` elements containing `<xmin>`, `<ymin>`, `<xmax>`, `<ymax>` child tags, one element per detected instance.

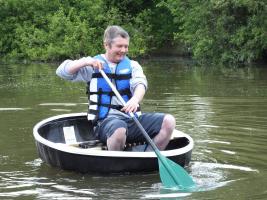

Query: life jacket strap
<box><xmin>89</xmin><ymin>88</ymin><xmax>131</xmax><ymax>97</ymax></box>
<box><xmin>92</xmin><ymin>72</ymin><xmax>131</xmax><ymax>80</ymax></box>
<box><xmin>90</xmin><ymin>101</ymin><xmax>141</xmax><ymax>112</ymax></box>
<box><xmin>90</xmin><ymin>101</ymin><xmax>122</xmax><ymax>110</ymax></box>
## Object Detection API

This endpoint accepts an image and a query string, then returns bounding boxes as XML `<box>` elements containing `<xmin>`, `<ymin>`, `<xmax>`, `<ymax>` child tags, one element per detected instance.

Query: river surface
<box><xmin>0</xmin><ymin>58</ymin><xmax>266</xmax><ymax>200</ymax></box>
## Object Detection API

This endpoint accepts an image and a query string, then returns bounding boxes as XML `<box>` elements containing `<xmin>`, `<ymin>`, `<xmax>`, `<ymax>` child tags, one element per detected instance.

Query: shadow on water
<box><xmin>0</xmin><ymin>60</ymin><xmax>267</xmax><ymax>199</ymax></box>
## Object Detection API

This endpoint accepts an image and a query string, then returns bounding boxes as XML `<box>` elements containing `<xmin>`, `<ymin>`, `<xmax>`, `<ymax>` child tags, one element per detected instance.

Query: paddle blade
<box><xmin>158</xmin><ymin>156</ymin><xmax>195</xmax><ymax>189</ymax></box>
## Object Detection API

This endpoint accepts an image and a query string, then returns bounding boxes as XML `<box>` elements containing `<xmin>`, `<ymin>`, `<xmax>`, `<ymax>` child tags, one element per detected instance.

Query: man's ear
<box><xmin>103</xmin><ymin>42</ymin><xmax>107</xmax><ymax>50</ymax></box>
<box><xmin>104</xmin><ymin>42</ymin><xmax>110</xmax><ymax>49</ymax></box>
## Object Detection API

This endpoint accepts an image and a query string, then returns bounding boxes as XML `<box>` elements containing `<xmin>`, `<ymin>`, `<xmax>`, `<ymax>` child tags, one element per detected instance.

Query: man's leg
<box><xmin>149</xmin><ymin>114</ymin><xmax>176</xmax><ymax>151</ymax></box>
<box><xmin>107</xmin><ymin>127</ymin><xmax>127</xmax><ymax>151</ymax></box>
<box><xmin>126</xmin><ymin>113</ymin><xmax>176</xmax><ymax>151</ymax></box>
<box><xmin>96</xmin><ymin>117</ymin><xmax>128</xmax><ymax>151</ymax></box>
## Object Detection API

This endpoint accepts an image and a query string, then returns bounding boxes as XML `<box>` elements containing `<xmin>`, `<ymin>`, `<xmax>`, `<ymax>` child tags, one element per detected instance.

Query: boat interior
<box><xmin>37</xmin><ymin>115</ymin><xmax>190</xmax><ymax>151</ymax></box>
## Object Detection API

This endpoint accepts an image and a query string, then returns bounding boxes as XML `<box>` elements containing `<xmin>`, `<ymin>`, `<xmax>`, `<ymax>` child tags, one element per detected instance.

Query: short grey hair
<box><xmin>103</xmin><ymin>25</ymin><xmax>129</xmax><ymax>46</ymax></box>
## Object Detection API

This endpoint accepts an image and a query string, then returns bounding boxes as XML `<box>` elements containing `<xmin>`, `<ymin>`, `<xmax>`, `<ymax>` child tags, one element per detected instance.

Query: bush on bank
<box><xmin>0</xmin><ymin>0</ymin><xmax>266</xmax><ymax>65</ymax></box>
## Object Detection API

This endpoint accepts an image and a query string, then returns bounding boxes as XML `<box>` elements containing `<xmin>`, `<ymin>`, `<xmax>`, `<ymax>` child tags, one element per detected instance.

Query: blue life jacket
<box><xmin>87</xmin><ymin>55</ymin><xmax>139</xmax><ymax>122</ymax></box>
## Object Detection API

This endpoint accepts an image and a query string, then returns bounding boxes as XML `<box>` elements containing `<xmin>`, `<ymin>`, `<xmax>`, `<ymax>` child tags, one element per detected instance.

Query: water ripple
<box><xmin>50</xmin><ymin>109</ymin><xmax>72</xmax><ymax>112</ymax></box>
<box><xmin>0</xmin><ymin>170</ymin><xmax>97</xmax><ymax>199</ymax></box>
<box><xmin>142</xmin><ymin>192</ymin><xmax>191</xmax><ymax>199</ymax></box>
<box><xmin>39</xmin><ymin>103</ymin><xmax>77</xmax><ymax>106</ymax></box>
<box><xmin>52</xmin><ymin>185</ymin><xmax>96</xmax><ymax>195</ymax></box>
<box><xmin>0</xmin><ymin>107</ymin><xmax>30</xmax><ymax>111</ymax></box>
<box><xmin>192</xmin><ymin>162</ymin><xmax>258</xmax><ymax>172</ymax></box>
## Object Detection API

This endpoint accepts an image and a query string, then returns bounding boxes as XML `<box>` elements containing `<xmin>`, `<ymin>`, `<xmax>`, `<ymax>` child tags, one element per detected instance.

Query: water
<box><xmin>0</xmin><ymin>59</ymin><xmax>266</xmax><ymax>199</ymax></box>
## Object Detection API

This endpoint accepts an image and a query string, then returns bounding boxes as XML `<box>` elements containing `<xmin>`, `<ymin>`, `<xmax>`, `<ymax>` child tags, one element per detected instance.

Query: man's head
<box><xmin>103</xmin><ymin>26</ymin><xmax>129</xmax><ymax>63</ymax></box>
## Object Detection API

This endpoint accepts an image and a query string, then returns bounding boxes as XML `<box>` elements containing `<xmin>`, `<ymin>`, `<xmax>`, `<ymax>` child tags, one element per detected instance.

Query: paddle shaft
<box><xmin>99</xmin><ymin>69</ymin><xmax>182</xmax><ymax>185</ymax></box>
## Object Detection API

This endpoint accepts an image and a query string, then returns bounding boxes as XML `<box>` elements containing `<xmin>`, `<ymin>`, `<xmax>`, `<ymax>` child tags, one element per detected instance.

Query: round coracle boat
<box><xmin>33</xmin><ymin>113</ymin><xmax>194</xmax><ymax>174</ymax></box>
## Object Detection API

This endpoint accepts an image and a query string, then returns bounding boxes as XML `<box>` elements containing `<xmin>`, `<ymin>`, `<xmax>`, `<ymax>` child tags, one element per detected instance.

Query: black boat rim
<box><xmin>33</xmin><ymin>113</ymin><xmax>194</xmax><ymax>158</ymax></box>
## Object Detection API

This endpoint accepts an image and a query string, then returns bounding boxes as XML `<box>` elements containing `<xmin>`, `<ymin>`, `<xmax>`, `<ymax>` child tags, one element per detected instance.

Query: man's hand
<box><xmin>121</xmin><ymin>84</ymin><xmax>145</xmax><ymax>113</ymax></box>
<box><xmin>88</xmin><ymin>59</ymin><xmax>104</xmax><ymax>70</ymax></box>
<box><xmin>67</xmin><ymin>58</ymin><xmax>104</xmax><ymax>74</ymax></box>
<box><xmin>121</xmin><ymin>96</ymin><xmax>139</xmax><ymax>113</ymax></box>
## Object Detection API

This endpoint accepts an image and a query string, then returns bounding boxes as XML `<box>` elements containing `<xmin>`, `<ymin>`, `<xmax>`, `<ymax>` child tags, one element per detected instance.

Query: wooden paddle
<box><xmin>99</xmin><ymin>69</ymin><xmax>195</xmax><ymax>189</ymax></box>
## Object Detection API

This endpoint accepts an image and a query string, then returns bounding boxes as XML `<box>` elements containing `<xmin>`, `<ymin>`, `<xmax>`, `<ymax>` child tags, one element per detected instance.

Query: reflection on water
<box><xmin>0</xmin><ymin>170</ymin><xmax>96</xmax><ymax>199</ymax></box>
<box><xmin>50</xmin><ymin>109</ymin><xmax>72</xmax><ymax>112</ymax></box>
<box><xmin>39</xmin><ymin>103</ymin><xmax>78</xmax><ymax>106</ymax></box>
<box><xmin>143</xmin><ymin>192</ymin><xmax>192</xmax><ymax>199</ymax></box>
<box><xmin>191</xmin><ymin>161</ymin><xmax>258</xmax><ymax>192</ymax></box>
<box><xmin>0</xmin><ymin>108</ymin><xmax>30</xmax><ymax>111</ymax></box>
<box><xmin>0</xmin><ymin>60</ymin><xmax>267</xmax><ymax>199</ymax></box>
<box><xmin>192</xmin><ymin>162</ymin><xmax>258</xmax><ymax>173</ymax></box>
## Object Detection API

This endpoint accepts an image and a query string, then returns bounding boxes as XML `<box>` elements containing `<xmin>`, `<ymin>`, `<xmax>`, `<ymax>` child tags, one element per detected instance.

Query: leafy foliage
<box><xmin>161</xmin><ymin>0</ymin><xmax>267</xmax><ymax>65</ymax></box>
<box><xmin>0</xmin><ymin>0</ymin><xmax>266</xmax><ymax>65</ymax></box>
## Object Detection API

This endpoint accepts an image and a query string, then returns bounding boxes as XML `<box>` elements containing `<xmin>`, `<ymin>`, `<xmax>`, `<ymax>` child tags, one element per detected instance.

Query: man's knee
<box><xmin>110</xmin><ymin>127</ymin><xmax>127</xmax><ymax>142</ymax></box>
<box><xmin>107</xmin><ymin>127</ymin><xmax>127</xmax><ymax>151</ymax></box>
<box><xmin>162</xmin><ymin>114</ymin><xmax>176</xmax><ymax>131</ymax></box>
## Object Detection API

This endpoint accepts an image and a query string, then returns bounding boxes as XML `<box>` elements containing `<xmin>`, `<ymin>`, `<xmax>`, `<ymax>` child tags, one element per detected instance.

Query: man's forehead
<box><xmin>112</xmin><ymin>36</ymin><xmax>129</xmax><ymax>44</ymax></box>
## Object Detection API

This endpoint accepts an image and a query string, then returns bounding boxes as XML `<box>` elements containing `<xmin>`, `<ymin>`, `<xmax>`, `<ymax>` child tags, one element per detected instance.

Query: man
<box><xmin>56</xmin><ymin>25</ymin><xmax>175</xmax><ymax>151</ymax></box>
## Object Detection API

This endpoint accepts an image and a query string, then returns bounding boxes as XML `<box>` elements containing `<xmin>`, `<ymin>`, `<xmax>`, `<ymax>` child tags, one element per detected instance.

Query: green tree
<box><xmin>0</xmin><ymin>0</ymin><xmax>266</xmax><ymax>65</ymax></box>
<box><xmin>162</xmin><ymin>0</ymin><xmax>267</xmax><ymax>64</ymax></box>
<box><xmin>0</xmin><ymin>0</ymin><xmax>176</xmax><ymax>61</ymax></box>
<box><xmin>5</xmin><ymin>0</ymin><xmax>105</xmax><ymax>61</ymax></box>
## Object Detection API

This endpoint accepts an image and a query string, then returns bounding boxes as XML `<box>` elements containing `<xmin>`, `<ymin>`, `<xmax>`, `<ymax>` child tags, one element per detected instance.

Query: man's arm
<box><xmin>121</xmin><ymin>84</ymin><xmax>146</xmax><ymax>113</ymax></box>
<box><xmin>56</xmin><ymin>57</ymin><xmax>103</xmax><ymax>82</ymax></box>
<box><xmin>121</xmin><ymin>60</ymin><xmax>147</xmax><ymax>113</ymax></box>
<box><xmin>66</xmin><ymin>57</ymin><xmax>103</xmax><ymax>74</ymax></box>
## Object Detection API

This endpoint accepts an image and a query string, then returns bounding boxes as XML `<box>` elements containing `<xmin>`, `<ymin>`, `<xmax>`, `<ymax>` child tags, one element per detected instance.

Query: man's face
<box><xmin>105</xmin><ymin>36</ymin><xmax>129</xmax><ymax>63</ymax></box>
